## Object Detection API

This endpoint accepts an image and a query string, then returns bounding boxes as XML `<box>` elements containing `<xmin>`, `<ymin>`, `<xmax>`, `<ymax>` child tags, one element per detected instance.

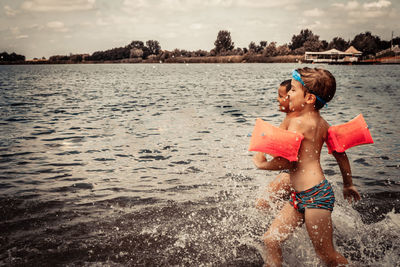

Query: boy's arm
<box><xmin>279</xmin><ymin>116</ymin><xmax>289</xmax><ymax>129</ymax></box>
<box><xmin>253</xmin><ymin>152</ymin><xmax>293</xmax><ymax>170</ymax></box>
<box><xmin>332</xmin><ymin>151</ymin><xmax>361</xmax><ymax>203</ymax></box>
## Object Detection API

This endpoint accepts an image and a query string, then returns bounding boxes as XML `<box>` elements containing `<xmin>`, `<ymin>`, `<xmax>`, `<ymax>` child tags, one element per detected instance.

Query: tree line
<box><xmin>0</xmin><ymin>52</ymin><xmax>25</xmax><ymax>62</ymax></box>
<box><xmin>50</xmin><ymin>29</ymin><xmax>400</xmax><ymax>63</ymax></box>
<box><xmin>2</xmin><ymin>29</ymin><xmax>399</xmax><ymax>63</ymax></box>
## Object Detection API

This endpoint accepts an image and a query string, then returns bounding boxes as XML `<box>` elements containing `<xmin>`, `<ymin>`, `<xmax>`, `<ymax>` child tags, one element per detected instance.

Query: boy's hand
<box><xmin>253</xmin><ymin>152</ymin><xmax>267</xmax><ymax>169</ymax></box>
<box><xmin>343</xmin><ymin>185</ymin><xmax>361</xmax><ymax>203</ymax></box>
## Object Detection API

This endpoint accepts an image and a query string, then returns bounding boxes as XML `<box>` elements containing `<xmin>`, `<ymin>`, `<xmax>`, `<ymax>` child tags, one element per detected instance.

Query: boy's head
<box><xmin>277</xmin><ymin>79</ymin><xmax>291</xmax><ymax>113</ymax></box>
<box><xmin>291</xmin><ymin>67</ymin><xmax>336</xmax><ymax>110</ymax></box>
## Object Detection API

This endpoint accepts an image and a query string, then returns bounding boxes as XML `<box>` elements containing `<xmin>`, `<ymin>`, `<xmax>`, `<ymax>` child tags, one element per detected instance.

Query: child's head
<box><xmin>291</xmin><ymin>67</ymin><xmax>336</xmax><ymax>110</ymax></box>
<box><xmin>277</xmin><ymin>79</ymin><xmax>291</xmax><ymax>113</ymax></box>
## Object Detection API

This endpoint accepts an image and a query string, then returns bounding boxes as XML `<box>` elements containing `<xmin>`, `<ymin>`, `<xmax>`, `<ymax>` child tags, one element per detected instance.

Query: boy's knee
<box><xmin>255</xmin><ymin>198</ymin><xmax>270</xmax><ymax>210</ymax></box>
<box><xmin>263</xmin><ymin>232</ymin><xmax>283</xmax><ymax>250</ymax></box>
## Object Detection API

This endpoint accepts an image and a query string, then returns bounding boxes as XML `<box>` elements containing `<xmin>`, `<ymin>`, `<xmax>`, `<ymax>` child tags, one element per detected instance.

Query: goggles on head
<box><xmin>291</xmin><ymin>69</ymin><xmax>327</xmax><ymax>108</ymax></box>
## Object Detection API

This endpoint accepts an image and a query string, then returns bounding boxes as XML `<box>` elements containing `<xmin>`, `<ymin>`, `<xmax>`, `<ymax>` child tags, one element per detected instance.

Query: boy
<box><xmin>253</xmin><ymin>68</ymin><xmax>360</xmax><ymax>266</ymax></box>
<box><xmin>256</xmin><ymin>78</ymin><xmax>360</xmax><ymax>212</ymax></box>
<box><xmin>255</xmin><ymin>80</ymin><xmax>293</xmax><ymax>210</ymax></box>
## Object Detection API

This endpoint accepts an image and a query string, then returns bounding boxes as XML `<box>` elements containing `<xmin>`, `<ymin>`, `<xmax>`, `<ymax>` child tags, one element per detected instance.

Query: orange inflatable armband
<box><xmin>248</xmin><ymin>118</ymin><xmax>304</xmax><ymax>162</ymax></box>
<box><xmin>326</xmin><ymin>114</ymin><xmax>373</xmax><ymax>154</ymax></box>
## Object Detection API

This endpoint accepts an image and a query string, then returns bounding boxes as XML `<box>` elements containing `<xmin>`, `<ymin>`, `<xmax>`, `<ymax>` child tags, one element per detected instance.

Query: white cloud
<box><xmin>303</xmin><ymin>8</ymin><xmax>324</xmax><ymax>17</ymax></box>
<box><xmin>349</xmin><ymin>10</ymin><xmax>385</xmax><ymax>19</ymax></box>
<box><xmin>21</xmin><ymin>0</ymin><xmax>96</xmax><ymax>12</ymax></box>
<box><xmin>28</xmin><ymin>24</ymin><xmax>45</xmax><ymax>30</ymax></box>
<box><xmin>299</xmin><ymin>20</ymin><xmax>331</xmax><ymax>31</ymax></box>
<box><xmin>235</xmin><ymin>0</ymin><xmax>299</xmax><ymax>8</ymax></box>
<box><xmin>332</xmin><ymin>1</ymin><xmax>360</xmax><ymax>10</ymax></box>
<box><xmin>204</xmin><ymin>0</ymin><xmax>234</xmax><ymax>7</ymax></box>
<box><xmin>363</xmin><ymin>0</ymin><xmax>391</xmax><ymax>9</ymax></box>
<box><xmin>47</xmin><ymin>21</ymin><xmax>69</xmax><ymax>32</ymax></box>
<box><xmin>4</xmin><ymin>5</ymin><xmax>17</xmax><ymax>16</ymax></box>
<box><xmin>190</xmin><ymin>23</ymin><xmax>203</xmax><ymax>30</ymax></box>
<box><xmin>122</xmin><ymin>0</ymin><xmax>147</xmax><ymax>10</ymax></box>
<box><xmin>122</xmin><ymin>0</ymin><xmax>299</xmax><ymax>12</ymax></box>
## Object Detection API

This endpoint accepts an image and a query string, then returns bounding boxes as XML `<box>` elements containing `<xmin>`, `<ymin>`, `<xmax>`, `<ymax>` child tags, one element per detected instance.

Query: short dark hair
<box><xmin>280</xmin><ymin>79</ymin><xmax>291</xmax><ymax>93</ymax></box>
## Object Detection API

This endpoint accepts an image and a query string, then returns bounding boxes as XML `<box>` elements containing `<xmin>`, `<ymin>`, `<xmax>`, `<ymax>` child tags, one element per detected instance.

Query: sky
<box><xmin>1</xmin><ymin>0</ymin><xmax>399</xmax><ymax>59</ymax></box>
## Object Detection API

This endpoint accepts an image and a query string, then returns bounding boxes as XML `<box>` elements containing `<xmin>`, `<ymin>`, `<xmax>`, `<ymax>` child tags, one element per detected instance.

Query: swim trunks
<box><xmin>289</xmin><ymin>179</ymin><xmax>335</xmax><ymax>213</ymax></box>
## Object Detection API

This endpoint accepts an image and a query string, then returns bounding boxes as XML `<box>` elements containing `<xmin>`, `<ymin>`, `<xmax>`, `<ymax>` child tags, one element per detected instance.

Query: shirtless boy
<box><xmin>253</xmin><ymin>68</ymin><xmax>360</xmax><ymax>266</ymax></box>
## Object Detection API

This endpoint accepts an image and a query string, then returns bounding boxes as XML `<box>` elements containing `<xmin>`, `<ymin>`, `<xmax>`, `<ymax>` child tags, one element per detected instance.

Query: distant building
<box><xmin>376</xmin><ymin>45</ymin><xmax>400</xmax><ymax>57</ymax></box>
<box><xmin>305</xmin><ymin>46</ymin><xmax>362</xmax><ymax>63</ymax></box>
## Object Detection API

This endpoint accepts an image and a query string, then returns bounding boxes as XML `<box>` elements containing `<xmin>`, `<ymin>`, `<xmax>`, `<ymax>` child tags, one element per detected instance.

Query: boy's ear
<box><xmin>305</xmin><ymin>93</ymin><xmax>316</xmax><ymax>104</ymax></box>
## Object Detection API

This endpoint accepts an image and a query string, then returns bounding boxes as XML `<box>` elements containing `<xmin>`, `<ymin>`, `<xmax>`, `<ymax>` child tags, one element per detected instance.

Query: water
<box><xmin>0</xmin><ymin>63</ymin><xmax>399</xmax><ymax>266</ymax></box>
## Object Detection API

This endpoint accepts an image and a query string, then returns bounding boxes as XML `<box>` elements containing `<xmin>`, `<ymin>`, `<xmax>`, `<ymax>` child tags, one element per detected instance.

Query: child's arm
<box><xmin>253</xmin><ymin>152</ymin><xmax>293</xmax><ymax>170</ymax></box>
<box><xmin>332</xmin><ymin>151</ymin><xmax>361</xmax><ymax>203</ymax></box>
<box><xmin>279</xmin><ymin>116</ymin><xmax>290</xmax><ymax>129</ymax></box>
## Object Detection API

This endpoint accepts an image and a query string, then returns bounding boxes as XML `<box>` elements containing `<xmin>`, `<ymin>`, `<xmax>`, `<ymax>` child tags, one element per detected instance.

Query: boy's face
<box><xmin>288</xmin><ymin>80</ymin><xmax>307</xmax><ymax>112</ymax></box>
<box><xmin>277</xmin><ymin>85</ymin><xmax>289</xmax><ymax>113</ymax></box>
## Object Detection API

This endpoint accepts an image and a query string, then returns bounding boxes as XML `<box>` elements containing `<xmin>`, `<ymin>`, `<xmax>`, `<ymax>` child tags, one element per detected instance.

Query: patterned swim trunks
<box><xmin>289</xmin><ymin>179</ymin><xmax>335</xmax><ymax>213</ymax></box>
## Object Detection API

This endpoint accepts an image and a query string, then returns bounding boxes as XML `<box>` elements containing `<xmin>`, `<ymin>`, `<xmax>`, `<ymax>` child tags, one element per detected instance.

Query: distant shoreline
<box><xmin>2</xmin><ymin>55</ymin><xmax>399</xmax><ymax>65</ymax></box>
<box><xmin>1</xmin><ymin>55</ymin><xmax>304</xmax><ymax>65</ymax></box>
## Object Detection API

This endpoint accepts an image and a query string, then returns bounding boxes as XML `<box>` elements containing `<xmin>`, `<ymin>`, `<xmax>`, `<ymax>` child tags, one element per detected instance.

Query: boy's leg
<box><xmin>304</xmin><ymin>208</ymin><xmax>348</xmax><ymax>266</ymax></box>
<box><xmin>263</xmin><ymin>202</ymin><xmax>303</xmax><ymax>267</ymax></box>
<box><xmin>256</xmin><ymin>173</ymin><xmax>291</xmax><ymax>211</ymax></box>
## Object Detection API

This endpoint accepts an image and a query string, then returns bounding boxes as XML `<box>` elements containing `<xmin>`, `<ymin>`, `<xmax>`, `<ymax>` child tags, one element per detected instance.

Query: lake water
<box><xmin>0</xmin><ymin>63</ymin><xmax>399</xmax><ymax>266</ymax></box>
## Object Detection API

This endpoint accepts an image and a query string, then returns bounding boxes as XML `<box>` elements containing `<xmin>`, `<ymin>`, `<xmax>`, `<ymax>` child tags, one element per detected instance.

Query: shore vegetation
<box><xmin>1</xmin><ymin>29</ymin><xmax>399</xmax><ymax>64</ymax></box>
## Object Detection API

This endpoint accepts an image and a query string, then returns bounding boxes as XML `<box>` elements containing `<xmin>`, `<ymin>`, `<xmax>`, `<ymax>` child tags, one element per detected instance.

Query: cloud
<box><xmin>332</xmin><ymin>0</ymin><xmax>392</xmax><ymax>24</ymax></box>
<box><xmin>122</xmin><ymin>0</ymin><xmax>298</xmax><ymax>12</ymax></box>
<box><xmin>235</xmin><ymin>0</ymin><xmax>299</xmax><ymax>8</ymax></box>
<box><xmin>332</xmin><ymin>1</ymin><xmax>360</xmax><ymax>10</ymax></box>
<box><xmin>190</xmin><ymin>23</ymin><xmax>203</xmax><ymax>30</ymax></box>
<box><xmin>4</xmin><ymin>5</ymin><xmax>17</xmax><ymax>16</ymax></box>
<box><xmin>303</xmin><ymin>8</ymin><xmax>324</xmax><ymax>17</ymax></box>
<box><xmin>21</xmin><ymin>0</ymin><xmax>96</xmax><ymax>12</ymax></box>
<box><xmin>363</xmin><ymin>0</ymin><xmax>391</xmax><ymax>9</ymax></box>
<box><xmin>122</xmin><ymin>0</ymin><xmax>147</xmax><ymax>10</ymax></box>
<box><xmin>298</xmin><ymin>20</ymin><xmax>331</xmax><ymax>31</ymax></box>
<box><xmin>16</xmin><ymin>35</ymin><xmax>29</xmax><ymax>39</ymax></box>
<box><xmin>349</xmin><ymin>9</ymin><xmax>385</xmax><ymax>19</ymax></box>
<box><xmin>47</xmin><ymin>21</ymin><xmax>69</xmax><ymax>32</ymax></box>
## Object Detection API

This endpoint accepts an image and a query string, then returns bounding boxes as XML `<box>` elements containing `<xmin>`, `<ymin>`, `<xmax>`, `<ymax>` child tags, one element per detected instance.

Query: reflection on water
<box><xmin>0</xmin><ymin>64</ymin><xmax>399</xmax><ymax>265</ymax></box>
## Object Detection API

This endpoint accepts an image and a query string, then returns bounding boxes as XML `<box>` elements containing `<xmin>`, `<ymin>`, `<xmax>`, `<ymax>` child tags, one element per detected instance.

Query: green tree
<box><xmin>328</xmin><ymin>37</ymin><xmax>349</xmax><ymax>51</ymax></box>
<box><xmin>289</xmin><ymin>29</ymin><xmax>315</xmax><ymax>50</ymax></box>
<box><xmin>321</xmin><ymin>40</ymin><xmax>328</xmax><ymax>50</ymax></box>
<box><xmin>129</xmin><ymin>41</ymin><xmax>144</xmax><ymax>50</ymax></box>
<box><xmin>263</xmin><ymin>42</ymin><xmax>277</xmax><ymax>56</ymax></box>
<box><xmin>248</xmin><ymin>41</ymin><xmax>257</xmax><ymax>53</ymax></box>
<box><xmin>146</xmin><ymin>40</ymin><xmax>161</xmax><ymax>55</ymax></box>
<box><xmin>214</xmin><ymin>30</ymin><xmax>234</xmax><ymax>54</ymax></box>
<box><xmin>276</xmin><ymin>44</ymin><xmax>290</xmax><ymax>55</ymax></box>
<box><xmin>259</xmin><ymin>41</ymin><xmax>267</xmax><ymax>48</ymax></box>
<box><xmin>130</xmin><ymin>48</ymin><xmax>143</xmax><ymax>58</ymax></box>
<box><xmin>303</xmin><ymin>35</ymin><xmax>323</xmax><ymax>52</ymax></box>
<box><xmin>350</xmin><ymin>32</ymin><xmax>380</xmax><ymax>56</ymax></box>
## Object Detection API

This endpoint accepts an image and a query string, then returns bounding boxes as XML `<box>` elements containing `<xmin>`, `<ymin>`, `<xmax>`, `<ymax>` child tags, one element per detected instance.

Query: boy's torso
<box><xmin>287</xmin><ymin>112</ymin><xmax>330</xmax><ymax>191</ymax></box>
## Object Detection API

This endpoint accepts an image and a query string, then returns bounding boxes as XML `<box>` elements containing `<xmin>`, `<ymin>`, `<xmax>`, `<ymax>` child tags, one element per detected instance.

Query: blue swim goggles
<box><xmin>291</xmin><ymin>69</ymin><xmax>327</xmax><ymax>108</ymax></box>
